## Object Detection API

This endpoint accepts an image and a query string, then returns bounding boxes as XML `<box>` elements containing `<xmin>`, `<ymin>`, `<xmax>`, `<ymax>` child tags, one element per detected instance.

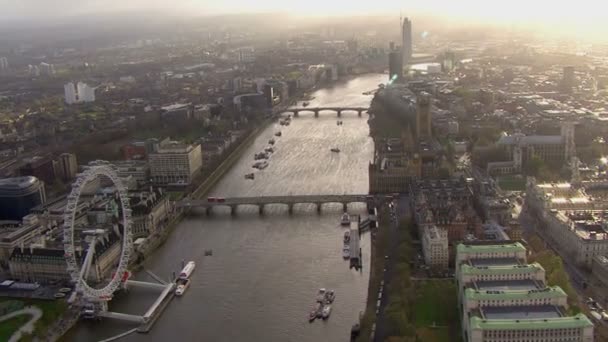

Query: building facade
<box><xmin>422</xmin><ymin>224</ymin><xmax>449</xmax><ymax>270</ymax></box>
<box><xmin>0</xmin><ymin>177</ymin><xmax>46</xmax><ymax>221</ymax></box>
<box><xmin>149</xmin><ymin>141</ymin><xmax>202</xmax><ymax>186</ymax></box>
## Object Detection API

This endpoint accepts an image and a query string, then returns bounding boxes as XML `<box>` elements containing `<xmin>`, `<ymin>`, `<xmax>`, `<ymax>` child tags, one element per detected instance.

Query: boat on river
<box><xmin>175</xmin><ymin>278</ymin><xmax>191</xmax><ymax>296</ymax></box>
<box><xmin>179</xmin><ymin>261</ymin><xmax>196</xmax><ymax>280</ymax></box>
<box><xmin>322</xmin><ymin>305</ymin><xmax>332</xmax><ymax>319</ymax></box>
<box><xmin>330</xmin><ymin>148</ymin><xmax>340</xmax><ymax>153</ymax></box>
<box><xmin>245</xmin><ymin>173</ymin><xmax>255</xmax><ymax>180</ymax></box>
<box><xmin>316</xmin><ymin>288</ymin><xmax>326</xmax><ymax>303</ymax></box>
<box><xmin>268</xmin><ymin>138</ymin><xmax>275</xmax><ymax>145</ymax></box>
<box><xmin>341</xmin><ymin>213</ymin><xmax>350</xmax><ymax>226</ymax></box>
<box><xmin>275</xmin><ymin>131</ymin><xmax>282</xmax><ymax>137</ymax></box>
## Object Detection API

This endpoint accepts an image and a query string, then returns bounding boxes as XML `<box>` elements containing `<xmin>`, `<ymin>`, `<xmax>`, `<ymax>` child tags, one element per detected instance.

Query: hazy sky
<box><xmin>2</xmin><ymin>0</ymin><xmax>607</xmax><ymax>38</ymax></box>
<box><xmin>0</xmin><ymin>0</ymin><xmax>605</xmax><ymax>20</ymax></box>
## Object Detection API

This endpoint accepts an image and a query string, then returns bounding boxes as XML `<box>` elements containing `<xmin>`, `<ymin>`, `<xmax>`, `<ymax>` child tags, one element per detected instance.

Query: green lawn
<box><xmin>0</xmin><ymin>315</ymin><xmax>30</xmax><ymax>341</ymax></box>
<box><xmin>0</xmin><ymin>298</ymin><xmax>67</xmax><ymax>339</ymax></box>
<box><xmin>412</xmin><ymin>280</ymin><xmax>461</xmax><ymax>342</ymax></box>
<box><xmin>497</xmin><ymin>175</ymin><xmax>526</xmax><ymax>191</ymax></box>
<box><xmin>413</xmin><ymin>280</ymin><xmax>458</xmax><ymax>326</ymax></box>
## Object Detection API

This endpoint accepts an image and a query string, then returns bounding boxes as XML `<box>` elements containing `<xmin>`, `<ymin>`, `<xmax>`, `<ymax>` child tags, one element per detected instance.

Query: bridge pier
<box><xmin>337</xmin><ymin>110</ymin><xmax>342</xmax><ymax>117</ymax></box>
<box><xmin>259</xmin><ymin>204</ymin><xmax>265</xmax><ymax>215</ymax></box>
<box><xmin>358</xmin><ymin>110</ymin><xmax>363</xmax><ymax>117</ymax></box>
<box><xmin>314</xmin><ymin>110</ymin><xmax>319</xmax><ymax>118</ymax></box>
<box><xmin>293</xmin><ymin>110</ymin><xmax>299</xmax><ymax>117</ymax></box>
<box><xmin>205</xmin><ymin>207</ymin><xmax>212</xmax><ymax>215</ymax></box>
<box><xmin>316</xmin><ymin>203</ymin><xmax>322</xmax><ymax>213</ymax></box>
<box><xmin>288</xmin><ymin>204</ymin><xmax>294</xmax><ymax>214</ymax></box>
<box><xmin>230</xmin><ymin>205</ymin><xmax>237</xmax><ymax>216</ymax></box>
<box><xmin>342</xmin><ymin>202</ymin><xmax>348</xmax><ymax>212</ymax></box>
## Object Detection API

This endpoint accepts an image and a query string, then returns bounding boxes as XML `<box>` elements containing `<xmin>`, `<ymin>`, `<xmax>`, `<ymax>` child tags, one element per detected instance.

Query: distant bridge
<box><xmin>282</xmin><ymin>107</ymin><xmax>368</xmax><ymax>118</ymax></box>
<box><xmin>178</xmin><ymin>194</ymin><xmax>374</xmax><ymax>215</ymax></box>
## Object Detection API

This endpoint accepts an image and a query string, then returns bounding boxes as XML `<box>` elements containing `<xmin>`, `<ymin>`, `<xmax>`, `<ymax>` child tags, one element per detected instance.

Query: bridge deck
<box><xmin>179</xmin><ymin>194</ymin><xmax>371</xmax><ymax>208</ymax></box>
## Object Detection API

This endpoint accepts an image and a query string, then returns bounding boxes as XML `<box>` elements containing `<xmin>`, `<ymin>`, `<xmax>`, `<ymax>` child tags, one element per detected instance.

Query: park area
<box><xmin>0</xmin><ymin>297</ymin><xmax>67</xmax><ymax>341</ymax></box>
<box><xmin>412</xmin><ymin>280</ymin><xmax>461</xmax><ymax>342</ymax></box>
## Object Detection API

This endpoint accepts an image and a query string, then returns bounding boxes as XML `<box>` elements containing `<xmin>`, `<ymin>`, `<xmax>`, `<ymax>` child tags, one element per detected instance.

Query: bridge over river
<box><xmin>281</xmin><ymin>107</ymin><xmax>368</xmax><ymax>117</ymax></box>
<box><xmin>178</xmin><ymin>194</ymin><xmax>374</xmax><ymax>214</ymax></box>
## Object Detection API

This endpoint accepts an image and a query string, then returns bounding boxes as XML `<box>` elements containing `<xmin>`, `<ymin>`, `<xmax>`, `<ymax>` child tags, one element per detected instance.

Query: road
<box><xmin>373</xmin><ymin>195</ymin><xmax>409</xmax><ymax>342</ymax></box>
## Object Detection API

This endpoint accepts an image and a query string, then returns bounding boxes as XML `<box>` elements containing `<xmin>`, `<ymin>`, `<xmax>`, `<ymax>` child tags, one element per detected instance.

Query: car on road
<box><xmin>207</xmin><ymin>197</ymin><xmax>216</xmax><ymax>202</ymax></box>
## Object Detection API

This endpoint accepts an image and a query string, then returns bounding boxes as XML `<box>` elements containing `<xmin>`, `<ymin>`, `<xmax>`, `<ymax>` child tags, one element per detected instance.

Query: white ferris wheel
<box><xmin>62</xmin><ymin>161</ymin><xmax>133</xmax><ymax>301</ymax></box>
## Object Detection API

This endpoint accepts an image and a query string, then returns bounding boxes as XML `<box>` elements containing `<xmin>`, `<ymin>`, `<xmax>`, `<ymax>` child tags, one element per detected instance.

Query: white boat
<box><xmin>322</xmin><ymin>305</ymin><xmax>332</xmax><ymax>319</ymax></box>
<box><xmin>175</xmin><ymin>278</ymin><xmax>191</xmax><ymax>296</ymax></box>
<box><xmin>316</xmin><ymin>288</ymin><xmax>327</xmax><ymax>303</ymax></box>
<box><xmin>341</xmin><ymin>213</ymin><xmax>350</xmax><ymax>226</ymax></box>
<box><xmin>330</xmin><ymin>148</ymin><xmax>340</xmax><ymax>153</ymax></box>
<box><xmin>179</xmin><ymin>261</ymin><xmax>196</xmax><ymax>280</ymax></box>
<box><xmin>343</xmin><ymin>247</ymin><xmax>350</xmax><ymax>259</ymax></box>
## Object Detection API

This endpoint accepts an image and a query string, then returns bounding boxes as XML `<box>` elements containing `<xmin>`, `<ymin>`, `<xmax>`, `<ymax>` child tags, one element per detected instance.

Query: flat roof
<box><xmin>461</xmin><ymin>263</ymin><xmax>544</xmax><ymax>276</ymax></box>
<box><xmin>470</xmin><ymin>257</ymin><xmax>520</xmax><ymax>267</ymax></box>
<box><xmin>465</xmin><ymin>286</ymin><xmax>567</xmax><ymax>302</ymax></box>
<box><xmin>469</xmin><ymin>314</ymin><xmax>592</xmax><ymax>331</ymax></box>
<box><xmin>475</xmin><ymin>280</ymin><xmax>541</xmax><ymax>292</ymax></box>
<box><xmin>457</xmin><ymin>242</ymin><xmax>526</xmax><ymax>255</ymax></box>
<box><xmin>482</xmin><ymin>305</ymin><xmax>562</xmax><ymax>320</ymax></box>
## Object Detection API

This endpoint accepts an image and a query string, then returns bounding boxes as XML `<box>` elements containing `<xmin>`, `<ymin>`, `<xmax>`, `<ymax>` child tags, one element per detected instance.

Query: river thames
<box><xmin>69</xmin><ymin>73</ymin><xmax>385</xmax><ymax>342</ymax></box>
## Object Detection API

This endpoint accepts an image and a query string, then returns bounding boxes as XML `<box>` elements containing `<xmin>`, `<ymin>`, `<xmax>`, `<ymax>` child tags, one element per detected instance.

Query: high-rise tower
<box><xmin>401</xmin><ymin>17</ymin><xmax>412</xmax><ymax>65</ymax></box>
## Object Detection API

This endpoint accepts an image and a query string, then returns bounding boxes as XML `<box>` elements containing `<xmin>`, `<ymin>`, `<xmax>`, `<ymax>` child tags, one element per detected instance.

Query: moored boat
<box><xmin>245</xmin><ymin>173</ymin><xmax>255</xmax><ymax>180</ymax></box>
<box><xmin>322</xmin><ymin>305</ymin><xmax>332</xmax><ymax>319</ymax></box>
<box><xmin>330</xmin><ymin>148</ymin><xmax>340</xmax><ymax>153</ymax></box>
<box><xmin>316</xmin><ymin>288</ymin><xmax>326</xmax><ymax>303</ymax></box>
<box><xmin>341</xmin><ymin>213</ymin><xmax>350</xmax><ymax>226</ymax></box>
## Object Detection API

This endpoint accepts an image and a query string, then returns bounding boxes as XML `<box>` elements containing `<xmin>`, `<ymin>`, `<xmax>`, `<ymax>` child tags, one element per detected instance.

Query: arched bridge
<box><xmin>178</xmin><ymin>194</ymin><xmax>374</xmax><ymax>215</ymax></box>
<box><xmin>282</xmin><ymin>107</ymin><xmax>368</xmax><ymax>118</ymax></box>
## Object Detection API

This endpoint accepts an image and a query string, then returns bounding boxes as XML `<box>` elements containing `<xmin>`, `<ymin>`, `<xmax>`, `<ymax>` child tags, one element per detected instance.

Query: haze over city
<box><xmin>1</xmin><ymin>2</ymin><xmax>608</xmax><ymax>342</ymax></box>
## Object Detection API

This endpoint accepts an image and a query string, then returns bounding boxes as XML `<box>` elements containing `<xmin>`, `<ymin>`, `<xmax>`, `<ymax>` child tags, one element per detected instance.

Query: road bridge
<box><xmin>282</xmin><ymin>107</ymin><xmax>368</xmax><ymax>118</ymax></box>
<box><xmin>178</xmin><ymin>194</ymin><xmax>374</xmax><ymax>215</ymax></box>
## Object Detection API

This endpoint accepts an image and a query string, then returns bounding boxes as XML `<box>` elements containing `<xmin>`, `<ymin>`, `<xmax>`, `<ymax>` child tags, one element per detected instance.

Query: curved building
<box><xmin>0</xmin><ymin>177</ymin><xmax>46</xmax><ymax>221</ymax></box>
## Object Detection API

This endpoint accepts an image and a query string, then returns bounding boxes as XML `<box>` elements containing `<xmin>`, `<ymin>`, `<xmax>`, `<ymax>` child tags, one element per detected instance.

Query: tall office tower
<box><xmin>562</xmin><ymin>66</ymin><xmax>575</xmax><ymax>91</ymax></box>
<box><xmin>0</xmin><ymin>57</ymin><xmax>8</xmax><ymax>73</ymax></box>
<box><xmin>389</xmin><ymin>41</ymin><xmax>395</xmax><ymax>52</ymax></box>
<box><xmin>77</xmin><ymin>82</ymin><xmax>96</xmax><ymax>102</ymax></box>
<box><xmin>401</xmin><ymin>17</ymin><xmax>413</xmax><ymax>64</ymax></box>
<box><xmin>388</xmin><ymin>51</ymin><xmax>403</xmax><ymax>82</ymax></box>
<box><xmin>64</xmin><ymin>82</ymin><xmax>77</xmax><ymax>104</ymax></box>
<box><xmin>416</xmin><ymin>92</ymin><xmax>432</xmax><ymax>140</ymax></box>
<box><xmin>57</xmin><ymin>153</ymin><xmax>78</xmax><ymax>182</ymax></box>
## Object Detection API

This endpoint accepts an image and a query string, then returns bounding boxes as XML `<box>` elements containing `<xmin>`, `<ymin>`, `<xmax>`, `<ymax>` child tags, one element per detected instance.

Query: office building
<box><xmin>416</xmin><ymin>92</ymin><xmax>432</xmax><ymax>140</ymax></box>
<box><xmin>64</xmin><ymin>82</ymin><xmax>77</xmax><ymax>104</ymax></box>
<box><xmin>388</xmin><ymin>51</ymin><xmax>403</xmax><ymax>82</ymax></box>
<box><xmin>422</xmin><ymin>224</ymin><xmax>448</xmax><ymax>270</ymax></box>
<box><xmin>9</xmin><ymin>231</ymin><xmax>121</xmax><ymax>284</ymax></box>
<box><xmin>401</xmin><ymin>17</ymin><xmax>412</xmax><ymax>64</ymax></box>
<box><xmin>456</xmin><ymin>242</ymin><xmax>594</xmax><ymax>342</ymax></box>
<box><xmin>39</xmin><ymin>62</ymin><xmax>55</xmax><ymax>76</ymax></box>
<box><xmin>56</xmin><ymin>153</ymin><xmax>78</xmax><ymax>182</ymax></box>
<box><xmin>0</xmin><ymin>177</ymin><xmax>46</xmax><ymax>221</ymax></box>
<box><xmin>562</xmin><ymin>66</ymin><xmax>575</xmax><ymax>91</ymax></box>
<box><xmin>149</xmin><ymin>140</ymin><xmax>202</xmax><ymax>186</ymax></box>
<box><xmin>130</xmin><ymin>188</ymin><xmax>171</xmax><ymax>238</ymax></box>
<box><xmin>77</xmin><ymin>82</ymin><xmax>95</xmax><ymax>103</ymax></box>
<box><xmin>237</xmin><ymin>47</ymin><xmax>256</xmax><ymax>63</ymax></box>
<box><xmin>19</xmin><ymin>155</ymin><xmax>56</xmax><ymax>185</ymax></box>
<box><xmin>28</xmin><ymin>65</ymin><xmax>39</xmax><ymax>77</ymax></box>
<box><xmin>0</xmin><ymin>57</ymin><xmax>8</xmax><ymax>73</ymax></box>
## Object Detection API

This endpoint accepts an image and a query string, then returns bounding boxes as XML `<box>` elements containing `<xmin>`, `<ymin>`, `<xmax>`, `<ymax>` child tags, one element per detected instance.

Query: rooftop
<box><xmin>0</xmin><ymin>176</ymin><xmax>39</xmax><ymax>190</ymax></box>
<box><xmin>469</xmin><ymin>313</ymin><xmax>592</xmax><ymax>331</ymax></box>
<box><xmin>465</xmin><ymin>286</ymin><xmax>567</xmax><ymax>302</ymax></box>
<box><xmin>457</xmin><ymin>242</ymin><xmax>526</xmax><ymax>255</ymax></box>
<box><xmin>475</xmin><ymin>280</ymin><xmax>542</xmax><ymax>292</ymax></box>
<box><xmin>470</xmin><ymin>257</ymin><xmax>520</xmax><ymax>267</ymax></box>
<box><xmin>460</xmin><ymin>263</ymin><xmax>544</xmax><ymax>276</ymax></box>
<box><xmin>481</xmin><ymin>305</ymin><xmax>562</xmax><ymax>320</ymax></box>
<box><xmin>498</xmin><ymin>135</ymin><xmax>563</xmax><ymax>146</ymax></box>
